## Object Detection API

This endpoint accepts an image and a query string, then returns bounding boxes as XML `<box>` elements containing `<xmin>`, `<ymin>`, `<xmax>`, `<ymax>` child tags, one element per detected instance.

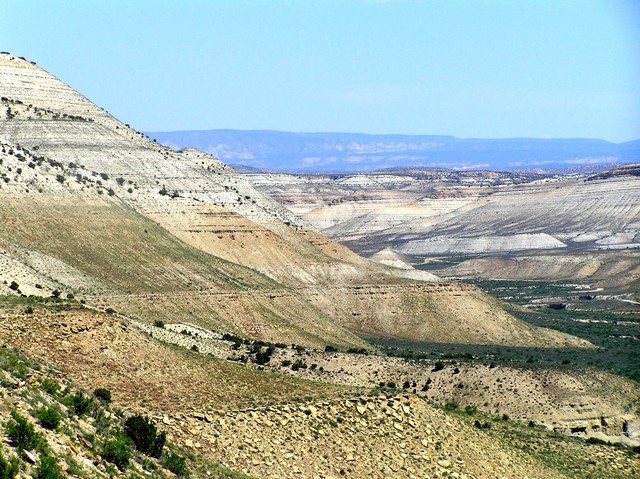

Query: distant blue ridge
<box><xmin>146</xmin><ymin>129</ymin><xmax>639</xmax><ymax>173</ymax></box>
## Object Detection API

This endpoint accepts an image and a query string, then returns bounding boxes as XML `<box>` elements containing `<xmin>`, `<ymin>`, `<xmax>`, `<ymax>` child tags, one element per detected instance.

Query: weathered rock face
<box><xmin>4</xmin><ymin>54</ymin><xmax>410</xmax><ymax>287</ymax></box>
<box><xmin>440</xmin><ymin>252</ymin><xmax>640</xmax><ymax>289</ymax></box>
<box><xmin>1</xmin><ymin>52</ymin><xmax>638</xmax><ymax>477</ymax></box>
<box><xmin>130</xmin><ymin>318</ymin><xmax>638</xmax><ymax>446</ymax></box>
<box><xmin>191</xmin><ymin>394</ymin><xmax>552</xmax><ymax>479</ymax></box>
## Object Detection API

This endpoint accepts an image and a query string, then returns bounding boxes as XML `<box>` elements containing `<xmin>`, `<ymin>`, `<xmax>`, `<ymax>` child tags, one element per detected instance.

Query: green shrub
<box><xmin>222</xmin><ymin>333</ymin><xmax>243</xmax><ymax>350</ymax></box>
<box><xmin>69</xmin><ymin>392</ymin><xmax>93</xmax><ymax>416</ymax></box>
<box><xmin>34</xmin><ymin>454</ymin><xmax>63</xmax><ymax>479</ymax></box>
<box><xmin>35</xmin><ymin>406</ymin><xmax>61</xmax><ymax>430</ymax></box>
<box><xmin>474</xmin><ymin>420</ymin><xmax>491</xmax><ymax>429</ymax></box>
<box><xmin>324</xmin><ymin>345</ymin><xmax>338</xmax><ymax>352</ymax></box>
<box><xmin>444</xmin><ymin>400</ymin><xmax>458</xmax><ymax>411</ymax></box>
<box><xmin>8</xmin><ymin>281</ymin><xmax>19</xmax><ymax>291</ymax></box>
<box><xmin>93</xmin><ymin>408</ymin><xmax>111</xmax><ymax>434</ymax></box>
<box><xmin>586</xmin><ymin>437</ymin><xmax>609</xmax><ymax>446</ymax></box>
<box><xmin>0</xmin><ymin>450</ymin><xmax>19</xmax><ymax>479</ymax></box>
<box><xmin>291</xmin><ymin>360</ymin><xmax>307</xmax><ymax>371</ymax></box>
<box><xmin>6</xmin><ymin>411</ymin><xmax>40</xmax><ymax>451</ymax></box>
<box><xmin>464</xmin><ymin>405</ymin><xmax>477</xmax><ymax>415</ymax></box>
<box><xmin>165</xmin><ymin>452</ymin><xmax>189</xmax><ymax>477</ymax></box>
<box><xmin>346</xmin><ymin>347</ymin><xmax>368</xmax><ymax>355</ymax></box>
<box><xmin>124</xmin><ymin>415</ymin><xmax>166</xmax><ymax>458</ymax></box>
<box><xmin>432</xmin><ymin>361</ymin><xmax>444</xmax><ymax>372</ymax></box>
<box><xmin>93</xmin><ymin>388</ymin><xmax>112</xmax><ymax>403</ymax></box>
<box><xmin>153</xmin><ymin>320</ymin><xmax>165</xmax><ymax>328</ymax></box>
<box><xmin>254</xmin><ymin>345</ymin><xmax>274</xmax><ymax>365</ymax></box>
<box><xmin>40</xmin><ymin>378</ymin><xmax>60</xmax><ymax>396</ymax></box>
<box><xmin>0</xmin><ymin>351</ymin><xmax>28</xmax><ymax>380</ymax></box>
<box><xmin>100</xmin><ymin>436</ymin><xmax>132</xmax><ymax>470</ymax></box>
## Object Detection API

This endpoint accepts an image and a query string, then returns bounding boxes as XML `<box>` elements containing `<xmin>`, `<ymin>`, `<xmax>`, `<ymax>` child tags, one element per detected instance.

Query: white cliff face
<box><xmin>398</xmin><ymin>233</ymin><xmax>567</xmax><ymax>255</ymax></box>
<box><xmin>0</xmin><ymin>54</ymin><xmax>373</xmax><ymax>286</ymax></box>
<box><xmin>0</xmin><ymin>53</ymin><xmax>443</xmax><ymax>291</ymax></box>
<box><xmin>0</xmin><ymin>54</ymin><xmax>305</xmax><ymax>226</ymax></box>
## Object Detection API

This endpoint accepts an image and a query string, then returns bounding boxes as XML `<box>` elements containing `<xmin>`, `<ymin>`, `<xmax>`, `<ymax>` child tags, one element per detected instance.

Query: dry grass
<box><xmin>0</xmin><ymin>193</ymin><xmax>278</xmax><ymax>294</ymax></box>
<box><xmin>0</xmin><ymin>301</ymin><xmax>352</xmax><ymax>414</ymax></box>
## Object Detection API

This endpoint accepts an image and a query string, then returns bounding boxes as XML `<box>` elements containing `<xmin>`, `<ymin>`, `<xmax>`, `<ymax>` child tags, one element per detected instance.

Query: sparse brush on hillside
<box><xmin>0</xmin><ymin>344</ymin><xmax>262</xmax><ymax>479</ymax></box>
<box><xmin>0</xmin><ymin>346</ymin><xmax>194</xmax><ymax>478</ymax></box>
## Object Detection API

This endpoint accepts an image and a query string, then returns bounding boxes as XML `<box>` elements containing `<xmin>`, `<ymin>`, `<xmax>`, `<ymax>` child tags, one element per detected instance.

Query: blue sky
<box><xmin>2</xmin><ymin>0</ymin><xmax>639</xmax><ymax>142</ymax></box>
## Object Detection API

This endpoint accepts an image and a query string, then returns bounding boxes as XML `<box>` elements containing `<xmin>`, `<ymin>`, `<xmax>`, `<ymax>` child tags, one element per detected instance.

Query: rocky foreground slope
<box><xmin>1</xmin><ymin>299</ymin><xmax>639</xmax><ymax>479</ymax></box>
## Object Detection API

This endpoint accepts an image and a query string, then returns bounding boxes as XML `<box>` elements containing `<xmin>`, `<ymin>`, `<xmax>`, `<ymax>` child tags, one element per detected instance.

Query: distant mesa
<box><xmin>147</xmin><ymin>129</ymin><xmax>640</xmax><ymax>174</ymax></box>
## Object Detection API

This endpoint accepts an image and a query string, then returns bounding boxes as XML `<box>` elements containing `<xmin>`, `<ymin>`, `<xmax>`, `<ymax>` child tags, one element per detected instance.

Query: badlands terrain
<box><xmin>247</xmin><ymin>166</ymin><xmax>639</xmax><ymax>292</ymax></box>
<box><xmin>0</xmin><ymin>52</ymin><xmax>639</xmax><ymax>478</ymax></box>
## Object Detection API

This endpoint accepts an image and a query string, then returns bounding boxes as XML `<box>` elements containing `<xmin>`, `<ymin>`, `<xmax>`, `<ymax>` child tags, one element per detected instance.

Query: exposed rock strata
<box><xmin>0</xmin><ymin>52</ymin><xmax>574</xmax><ymax>350</ymax></box>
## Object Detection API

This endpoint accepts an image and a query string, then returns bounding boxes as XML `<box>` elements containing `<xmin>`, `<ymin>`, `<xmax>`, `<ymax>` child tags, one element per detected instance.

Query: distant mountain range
<box><xmin>147</xmin><ymin>129</ymin><xmax>640</xmax><ymax>173</ymax></box>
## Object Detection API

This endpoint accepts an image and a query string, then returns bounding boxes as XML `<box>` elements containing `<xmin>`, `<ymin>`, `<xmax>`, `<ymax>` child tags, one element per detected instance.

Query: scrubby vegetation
<box><xmin>93</xmin><ymin>387</ymin><xmax>112</xmax><ymax>403</ymax></box>
<box><xmin>124</xmin><ymin>415</ymin><xmax>166</xmax><ymax>458</ymax></box>
<box><xmin>0</xmin><ymin>346</ymin><xmax>198</xmax><ymax>478</ymax></box>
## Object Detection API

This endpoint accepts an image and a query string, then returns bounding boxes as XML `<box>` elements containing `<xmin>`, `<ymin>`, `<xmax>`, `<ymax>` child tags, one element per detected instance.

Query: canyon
<box><xmin>1</xmin><ymin>53</ymin><xmax>638</xmax><ymax>478</ymax></box>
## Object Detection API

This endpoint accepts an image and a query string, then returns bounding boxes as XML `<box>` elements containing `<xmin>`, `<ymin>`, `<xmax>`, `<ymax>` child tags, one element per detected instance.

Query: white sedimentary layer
<box><xmin>398</xmin><ymin>233</ymin><xmax>567</xmax><ymax>255</ymax></box>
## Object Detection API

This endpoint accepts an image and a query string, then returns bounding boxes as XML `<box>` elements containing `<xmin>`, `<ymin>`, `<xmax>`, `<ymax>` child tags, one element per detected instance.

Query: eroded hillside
<box><xmin>0</xmin><ymin>52</ymin><xmax>577</xmax><ymax>350</ymax></box>
<box><xmin>246</xmin><ymin>168</ymin><xmax>640</xmax><ymax>292</ymax></box>
<box><xmin>2</xmin><ymin>53</ymin><xmax>639</xmax><ymax>478</ymax></box>
<box><xmin>2</xmin><ymin>298</ymin><xmax>638</xmax><ymax>479</ymax></box>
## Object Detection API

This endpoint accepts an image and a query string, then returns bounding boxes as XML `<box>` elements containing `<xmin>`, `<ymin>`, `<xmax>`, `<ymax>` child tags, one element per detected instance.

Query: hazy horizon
<box><xmin>148</xmin><ymin>127</ymin><xmax>640</xmax><ymax>144</ymax></box>
<box><xmin>3</xmin><ymin>0</ymin><xmax>639</xmax><ymax>143</ymax></box>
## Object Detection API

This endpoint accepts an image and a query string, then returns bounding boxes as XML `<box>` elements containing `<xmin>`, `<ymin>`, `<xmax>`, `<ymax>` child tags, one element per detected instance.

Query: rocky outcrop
<box><xmin>2</xmin><ymin>303</ymin><xmax>637</xmax><ymax>478</ymax></box>
<box><xmin>168</xmin><ymin>394</ymin><xmax>564</xmax><ymax>479</ymax></box>
<box><xmin>398</xmin><ymin>233</ymin><xmax>566</xmax><ymax>255</ymax></box>
<box><xmin>134</xmin><ymin>318</ymin><xmax>638</xmax><ymax>447</ymax></box>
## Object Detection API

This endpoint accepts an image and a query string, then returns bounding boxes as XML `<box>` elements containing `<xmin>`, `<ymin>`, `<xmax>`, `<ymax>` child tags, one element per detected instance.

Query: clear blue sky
<box><xmin>2</xmin><ymin>0</ymin><xmax>639</xmax><ymax>142</ymax></box>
